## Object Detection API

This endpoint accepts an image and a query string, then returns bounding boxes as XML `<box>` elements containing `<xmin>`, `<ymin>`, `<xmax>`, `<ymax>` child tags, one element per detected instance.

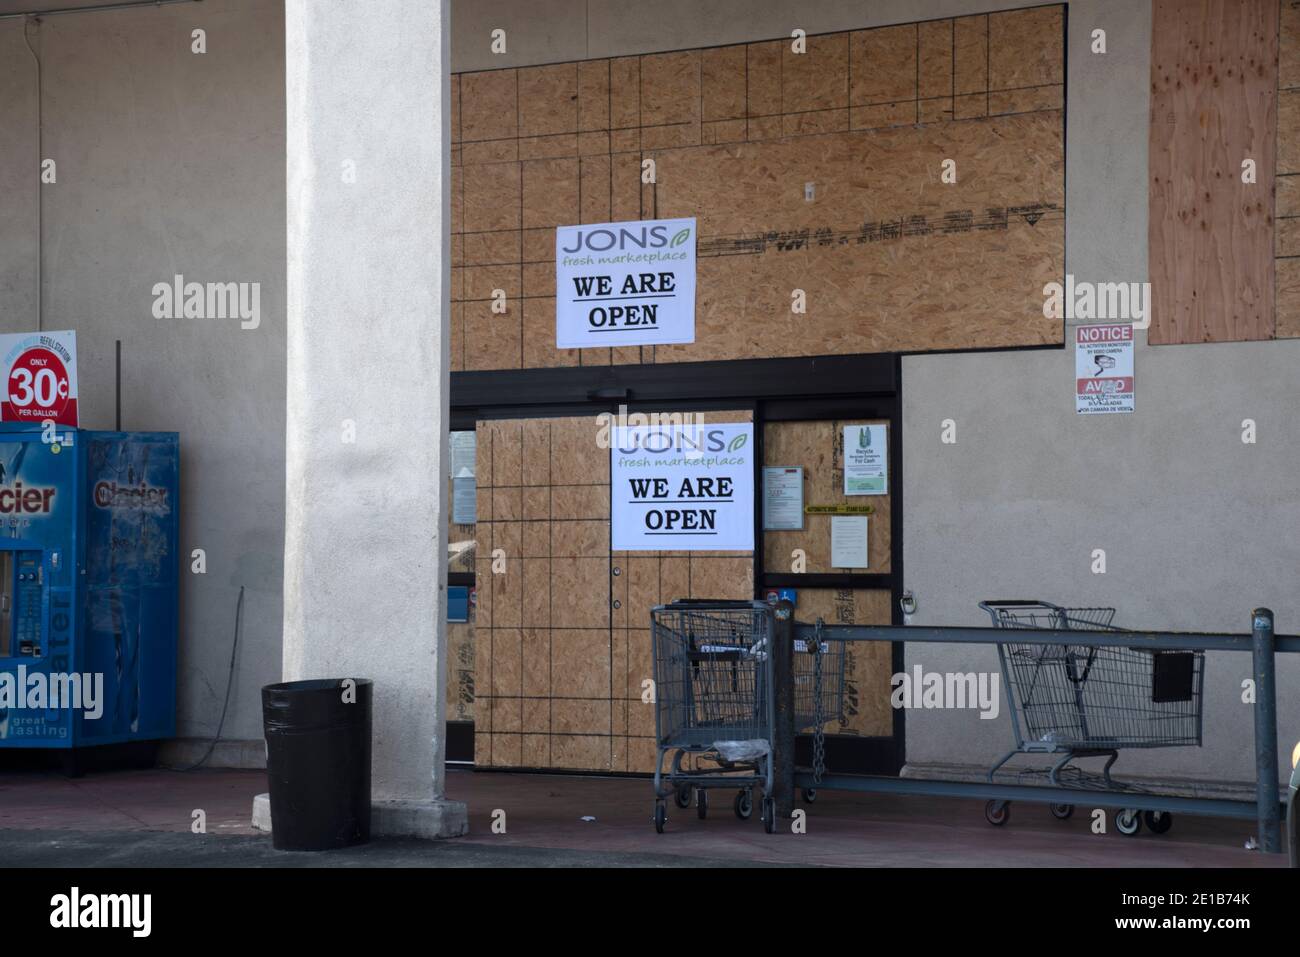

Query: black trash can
<box><xmin>262</xmin><ymin>678</ymin><xmax>372</xmax><ymax>851</ymax></box>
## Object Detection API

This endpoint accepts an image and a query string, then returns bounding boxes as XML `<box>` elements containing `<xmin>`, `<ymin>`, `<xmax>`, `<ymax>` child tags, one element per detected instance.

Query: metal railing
<box><xmin>769</xmin><ymin>606</ymin><xmax>1296</xmax><ymax>854</ymax></box>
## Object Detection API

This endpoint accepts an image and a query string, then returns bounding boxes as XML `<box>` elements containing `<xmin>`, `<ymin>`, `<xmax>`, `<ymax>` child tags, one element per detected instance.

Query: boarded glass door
<box><xmin>762</xmin><ymin>414</ymin><xmax>900</xmax><ymax>772</ymax></box>
<box><xmin>474</xmin><ymin>410</ymin><xmax>753</xmax><ymax>773</ymax></box>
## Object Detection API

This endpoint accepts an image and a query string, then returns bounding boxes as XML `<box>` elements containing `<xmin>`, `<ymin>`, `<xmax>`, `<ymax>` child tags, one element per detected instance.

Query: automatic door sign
<box><xmin>611</xmin><ymin>423</ymin><xmax>753</xmax><ymax>551</ymax></box>
<box><xmin>1075</xmin><ymin>323</ymin><xmax>1134</xmax><ymax>414</ymax></box>
<box><xmin>555</xmin><ymin>218</ymin><xmax>696</xmax><ymax>349</ymax></box>
<box><xmin>1</xmin><ymin>331</ymin><xmax>78</xmax><ymax>426</ymax></box>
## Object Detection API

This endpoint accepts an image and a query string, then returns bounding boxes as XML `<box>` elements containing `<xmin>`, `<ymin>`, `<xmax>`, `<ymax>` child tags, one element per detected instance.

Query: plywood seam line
<box><xmin>1274</xmin><ymin>0</ymin><xmax>1300</xmax><ymax>337</ymax></box>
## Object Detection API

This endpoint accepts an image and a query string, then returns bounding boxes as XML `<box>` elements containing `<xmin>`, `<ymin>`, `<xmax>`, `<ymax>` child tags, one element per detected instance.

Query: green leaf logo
<box><xmin>727</xmin><ymin>433</ymin><xmax>748</xmax><ymax>452</ymax></box>
<box><xmin>670</xmin><ymin>228</ymin><xmax>692</xmax><ymax>247</ymax></box>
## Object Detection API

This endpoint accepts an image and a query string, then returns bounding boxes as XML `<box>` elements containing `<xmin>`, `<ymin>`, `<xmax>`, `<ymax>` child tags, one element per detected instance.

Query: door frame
<box><xmin>758</xmin><ymin>396</ymin><xmax>905</xmax><ymax>776</ymax></box>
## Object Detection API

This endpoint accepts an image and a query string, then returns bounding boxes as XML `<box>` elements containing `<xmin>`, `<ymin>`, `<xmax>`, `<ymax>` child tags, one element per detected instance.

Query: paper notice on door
<box><xmin>762</xmin><ymin>467</ymin><xmax>803</xmax><ymax>531</ymax></box>
<box><xmin>830</xmin><ymin>515</ymin><xmax>869</xmax><ymax>569</ymax></box>
<box><xmin>843</xmin><ymin>424</ymin><xmax>887</xmax><ymax>495</ymax></box>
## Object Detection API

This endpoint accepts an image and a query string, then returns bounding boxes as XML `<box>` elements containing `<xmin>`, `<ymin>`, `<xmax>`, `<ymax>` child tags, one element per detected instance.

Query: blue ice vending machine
<box><xmin>0</xmin><ymin>423</ymin><xmax>178</xmax><ymax>759</ymax></box>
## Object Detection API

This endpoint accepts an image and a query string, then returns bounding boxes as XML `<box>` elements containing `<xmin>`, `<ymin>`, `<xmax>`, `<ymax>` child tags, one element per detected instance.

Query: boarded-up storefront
<box><xmin>446</xmin><ymin>5</ymin><xmax>1067</xmax><ymax>776</ymax></box>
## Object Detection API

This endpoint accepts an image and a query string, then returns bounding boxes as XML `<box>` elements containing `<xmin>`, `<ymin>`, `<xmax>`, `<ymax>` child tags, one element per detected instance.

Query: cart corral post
<box><xmin>771</xmin><ymin>600</ymin><xmax>796</xmax><ymax>822</ymax></box>
<box><xmin>1252</xmin><ymin>609</ymin><xmax>1280</xmax><ymax>853</ymax></box>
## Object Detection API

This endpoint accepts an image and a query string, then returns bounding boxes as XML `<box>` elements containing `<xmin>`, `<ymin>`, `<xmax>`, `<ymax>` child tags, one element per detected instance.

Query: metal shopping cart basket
<box><xmin>649</xmin><ymin>601</ymin><xmax>848</xmax><ymax>829</ymax></box>
<box><xmin>650</xmin><ymin>600</ymin><xmax>779</xmax><ymax>833</ymax></box>
<box><xmin>979</xmin><ymin>600</ymin><xmax>1205</xmax><ymax>836</ymax></box>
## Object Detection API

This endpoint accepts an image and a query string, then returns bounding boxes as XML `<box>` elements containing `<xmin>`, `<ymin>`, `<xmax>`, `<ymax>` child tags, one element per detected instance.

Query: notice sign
<box><xmin>762</xmin><ymin>467</ymin><xmax>803</xmax><ymax>531</ymax></box>
<box><xmin>556</xmin><ymin>217</ymin><xmax>696</xmax><ymax>348</ymax></box>
<box><xmin>843</xmin><ymin>424</ymin><xmax>887</xmax><ymax>495</ymax></box>
<box><xmin>1</xmin><ymin>331</ymin><xmax>78</xmax><ymax>426</ymax></box>
<box><xmin>831</xmin><ymin>515</ymin><xmax>869</xmax><ymax>569</ymax></box>
<box><xmin>612</xmin><ymin>422</ymin><xmax>753</xmax><ymax>551</ymax></box>
<box><xmin>1075</xmin><ymin>323</ymin><xmax>1134</xmax><ymax>414</ymax></box>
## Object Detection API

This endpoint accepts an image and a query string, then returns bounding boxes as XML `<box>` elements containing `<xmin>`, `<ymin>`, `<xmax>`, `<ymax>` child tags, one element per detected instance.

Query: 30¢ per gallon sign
<box><xmin>1</xmin><ymin>331</ymin><xmax>79</xmax><ymax>426</ymax></box>
<box><xmin>556</xmin><ymin>218</ymin><xmax>696</xmax><ymax>348</ymax></box>
<box><xmin>1075</xmin><ymin>323</ymin><xmax>1134</xmax><ymax>414</ymax></box>
<box><xmin>611</xmin><ymin>423</ymin><xmax>752</xmax><ymax>551</ymax></box>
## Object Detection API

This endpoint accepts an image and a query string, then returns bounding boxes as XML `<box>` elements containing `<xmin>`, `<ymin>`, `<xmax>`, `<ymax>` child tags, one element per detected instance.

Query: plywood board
<box><xmin>446</xmin><ymin>409</ymin><xmax>896</xmax><ymax>760</ymax></box>
<box><xmin>1151</xmin><ymin>0</ymin><xmax>1278</xmax><ymax>344</ymax></box>
<box><xmin>452</xmin><ymin>6</ymin><xmax>1066</xmax><ymax>371</ymax></box>
<box><xmin>474</xmin><ymin>415</ymin><xmax>614</xmax><ymax>771</ymax></box>
<box><xmin>476</xmin><ymin>411</ymin><xmax>754</xmax><ymax>773</ymax></box>
<box><xmin>794</xmin><ymin>589</ymin><xmax>893</xmax><ymax>737</ymax></box>
<box><xmin>763</xmin><ymin>420</ymin><xmax>891</xmax><ymax>574</ymax></box>
<box><xmin>613</xmin><ymin>410</ymin><xmax>753</xmax><ymax>773</ymax></box>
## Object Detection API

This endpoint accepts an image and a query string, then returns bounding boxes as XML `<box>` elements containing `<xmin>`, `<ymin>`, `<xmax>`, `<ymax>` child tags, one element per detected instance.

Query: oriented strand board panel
<box><xmin>1150</xmin><ymin>0</ymin><xmax>1278</xmax><ymax>344</ymax></box>
<box><xmin>763</xmin><ymin>419</ymin><xmax>891</xmax><ymax>574</ymax></box>
<box><xmin>1276</xmin><ymin>0</ymin><xmax>1300</xmax><ymax>336</ymax></box>
<box><xmin>475</xmin><ymin>411</ymin><xmax>753</xmax><ymax>774</ymax></box>
<box><xmin>794</xmin><ymin>589</ymin><xmax>893</xmax><ymax>738</ymax></box>
<box><xmin>613</xmin><ymin>410</ymin><xmax>754</xmax><ymax>774</ymax></box>
<box><xmin>451</xmin><ymin>6</ymin><xmax>1066</xmax><ymax>371</ymax></box>
<box><xmin>475</xmin><ymin>415</ymin><xmax>613</xmax><ymax>772</ymax></box>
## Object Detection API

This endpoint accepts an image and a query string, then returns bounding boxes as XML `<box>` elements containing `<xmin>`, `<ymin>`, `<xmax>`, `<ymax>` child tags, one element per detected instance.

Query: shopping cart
<box><xmin>649</xmin><ymin>601</ymin><xmax>848</xmax><ymax>829</ymax></box>
<box><xmin>979</xmin><ymin>600</ymin><xmax>1205</xmax><ymax>835</ymax></box>
<box><xmin>650</xmin><ymin>600</ymin><xmax>778</xmax><ymax>833</ymax></box>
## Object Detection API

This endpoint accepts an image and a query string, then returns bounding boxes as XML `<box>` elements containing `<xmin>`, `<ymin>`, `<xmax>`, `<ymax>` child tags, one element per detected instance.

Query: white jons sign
<box><xmin>611</xmin><ymin>423</ymin><xmax>753</xmax><ymax>551</ymax></box>
<box><xmin>555</xmin><ymin>217</ymin><xmax>696</xmax><ymax>348</ymax></box>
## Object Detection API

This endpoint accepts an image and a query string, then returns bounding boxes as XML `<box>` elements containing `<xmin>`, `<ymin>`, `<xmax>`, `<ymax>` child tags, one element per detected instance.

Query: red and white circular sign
<box><xmin>6</xmin><ymin>347</ymin><xmax>73</xmax><ymax>422</ymax></box>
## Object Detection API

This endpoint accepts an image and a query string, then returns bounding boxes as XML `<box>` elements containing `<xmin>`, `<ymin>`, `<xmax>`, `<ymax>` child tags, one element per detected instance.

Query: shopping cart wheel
<box><xmin>1115</xmin><ymin>808</ymin><xmax>1142</xmax><ymax>836</ymax></box>
<box><xmin>696</xmin><ymin>788</ymin><xmax>708</xmax><ymax>820</ymax></box>
<box><xmin>1050</xmin><ymin>803</ymin><xmax>1075</xmax><ymax>820</ymax></box>
<box><xmin>761</xmin><ymin>796</ymin><xmax>777</xmax><ymax>834</ymax></box>
<box><xmin>734</xmin><ymin>789</ymin><xmax>753</xmax><ymax>820</ymax></box>
<box><xmin>801</xmin><ymin>788</ymin><xmax>817</xmax><ymax>804</ymax></box>
<box><xmin>1143</xmin><ymin>810</ymin><xmax>1173</xmax><ymax>834</ymax></box>
<box><xmin>984</xmin><ymin>800</ymin><xmax>1010</xmax><ymax>826</ymax></box>
<box><xmin>674</xmin><ymin>784</ymin><xmax>692</xmax><ymax>809</ymax></box>
<box><xmin>653</xmin><ymin>800</ymin><xmax>667</xmax><ymax>834</ymax></box>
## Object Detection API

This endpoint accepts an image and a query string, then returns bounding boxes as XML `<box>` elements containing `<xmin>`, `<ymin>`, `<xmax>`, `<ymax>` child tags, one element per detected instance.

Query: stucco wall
<box><xmin>900</xmin><ymin>0</ymin><xmax>1300</xmax><ymax>786</ymax></box>
<box><xmin>0</xmin><ymin>0</ymin><xmax>285</xmax><ymax>763</ymax></box>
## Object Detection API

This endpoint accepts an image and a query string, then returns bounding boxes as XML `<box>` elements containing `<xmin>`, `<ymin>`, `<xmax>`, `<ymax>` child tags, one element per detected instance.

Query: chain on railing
<box><xmin>812</xmin><ymin>618</ymin><xmax>827</xmax><ymax>787</ymax></box>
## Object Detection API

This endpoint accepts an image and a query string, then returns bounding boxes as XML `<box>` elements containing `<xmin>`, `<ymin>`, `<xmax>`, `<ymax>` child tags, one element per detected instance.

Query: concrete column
<box><xmin>263</xmin><ymin>0</ymin><xmax>465</xmax><ymax>839</ymax></box>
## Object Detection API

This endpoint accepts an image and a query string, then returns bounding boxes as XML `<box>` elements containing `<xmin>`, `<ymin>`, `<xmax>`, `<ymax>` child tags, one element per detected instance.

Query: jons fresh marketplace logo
<box><xmin>93</xmin><ymin>481</ymin><xmax>169</xmax><ymax>511</ymax></box>
<box><xmin>612</xmin><ymin>427</ymin><xmax>746</xmax><ymax>456</ymax></box>
<box><xmin>559</xmin><ymin>222</ymin><xmax>692</xmax><ymax>257</ymax></box>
